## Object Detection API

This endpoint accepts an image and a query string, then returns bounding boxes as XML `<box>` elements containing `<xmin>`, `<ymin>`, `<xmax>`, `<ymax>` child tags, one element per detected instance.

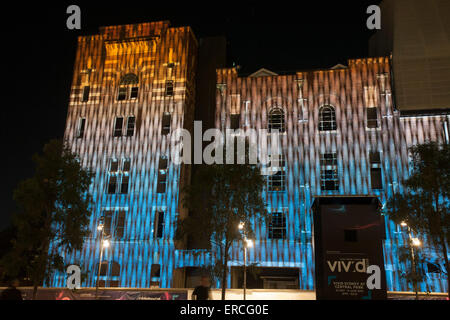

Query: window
<box><xmin>161</xmin><ymin>113</ymin><xmax>171</xmax><ymax>135</ymax></box>
<box><xmin>107</xmin><ymin>176</ymin><xmax>117</xmax><ymax>194</ymax></box>
<box><xmin>120</xmin><ymin>175</ymin><xmax>129</xmax><ymax>194</ymax></box>
<box><xmin>319</xmin><ymin>105</ymin><xmax>337</xmax><ymax>131</ymax></box>
<box><xmin>268</xmin><ymin>108</ymin><xmax>285</xmax><ymax>133</ymax></box>
<box><xmin>110</xmin><ymin>261</ymin><xmax>121</xmax><ymax>277</ymax></box>
<box><xmin>122</xmin><ymin>158</ymin><xmax>131</xmax><ymax>172</ymax></box>
<box><xmin>117</xmin><ymin>87</ymin><xmax>127</xmax><ymax>101</ymax></box>
<box><xmin>267</xmin><ymin>153</ymin><xmax>286</xmax><ymax>192</ymax></box>
<box><xmin>230</xmin><ymin>114</ymin><xmax>240</xmax><ymax>130</ymax></box>
<box><xmin>117</xmin><ymin>73</ymin><xmax>139</xmax><ymax>101</ymax></box>
<box><xmin>320</xmin><ymin>153</ymin><xmax>339</xmax><ymax>191</ymax></box>
<box><xmin>103</xmin><ymin>211</ymin><xmax>113</xmax><ymax>236</ymax></box>
<box><xmin>107</xmin><ymin>158</ymin><xmax>130</xmax><ymax>194</ymax></box>
<box><xmin>158</xmin><ymin>156</ymin><xmax>168</xmax><ymax>173</ymax></box>
<box><xmin>130</xmin><ymin>86</ymin><xmax>139</xmax><ymax>99</ymax></box>
<box><xmin>155</xmin><ymin>211</ymin><xmax>165</xmax><ymax>238</ymax></box>
<box><xmin>116</xmin><ymin>211</ymin><xmax>126</xmax><ymax>238</ymax></box>
<box><xmin>82</xmin><ymin>86</ymin><xmax>90</xmax><ymax>102</ymax></box>
<box><xmin>99</xmin><ymin>261</ymin><xmax>108</xmax><ymax>276</ymax></box>
<box><xmin>426</xmin><ymin>262</ymin><xmax>441</xmax><ymax>273</ymax></box>
<box><xmin>367</xmin><ymin>107</ymin><xmax>379</xmax><ymax>128</ymax></box>
<box><xmin>77</xmin><ymin>118</ymin><xmax>86</xmax><ymax>138</ymax></box>
<box><xmin>344</xmin><ymin>229</ymin><xmax>358</xmax><ymax>242</ymax></box>
<box><xmin>268</xmin><ymin>211</ymin><xmax>286</xmax><ymax>239</ymax></box>
<box><xmin>157</xmin><ymin>172</ymin><xmax>167</xmax><ymax>193</ymax></box>
<box><xmin>165</xmin><ymin>80</ymin><xmax>174</xmax><ymax>96</ymax></box>
<box><xmin>369</xmin><ymin>151</ymin><xmax>381</xmax><ymax>164</ymax></box>
<box><xmin>126</xmin><ymin>116</ymin><xmax>135</xmax><ymax>137</ymax></box>
<box><xmin>113</xmin><ymin>117</ymin><xmax>124</xmax><ymax>137</ymax></box>
<box><xmin>370</xmin><ymin>168</ymin><xmax>383</xmax><ymax>190</ymax></box>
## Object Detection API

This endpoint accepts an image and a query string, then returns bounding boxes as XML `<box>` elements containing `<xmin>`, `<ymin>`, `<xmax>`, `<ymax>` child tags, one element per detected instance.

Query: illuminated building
<box><xmin>49</xmin><ymin>21</ymin><xmax>449</xmax><ymax>294</ymax></box>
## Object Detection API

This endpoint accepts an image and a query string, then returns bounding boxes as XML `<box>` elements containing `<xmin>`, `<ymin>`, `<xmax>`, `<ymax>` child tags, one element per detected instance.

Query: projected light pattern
<box><xmin>48</xmin><ymin>21</ymin><xmax>198</xmax><ymax>288</ymax></box>
<box><xmin>216</xmin><ymin>58</ymin><xmax>449</xmax><ymax>293</ymax></box>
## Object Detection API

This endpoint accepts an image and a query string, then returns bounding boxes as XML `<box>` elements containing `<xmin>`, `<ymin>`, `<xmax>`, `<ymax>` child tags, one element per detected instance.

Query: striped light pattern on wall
<box><xmin>48</xmin><ymin>21</ymin><xmax>198</xmax><ymax>288</ymax></box>
<box><xmin>215</xmin><ymin>58</ymin><xmax>449</xmax><ymax>293</ymax></box>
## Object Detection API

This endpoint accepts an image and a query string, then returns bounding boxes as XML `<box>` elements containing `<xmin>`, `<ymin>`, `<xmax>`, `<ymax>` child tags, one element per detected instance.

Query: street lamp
<box><xmin>400</xmin><ymin>222</ymin><xmax>421</xmax><ymax>299</ymax></box>
<box><xmin>95</xmin><ymin>218</ymin><xmax>110</xmax><ymax>299</ymax></box>
<box><xmin>239</xmin><ymin>222</ymin><xmax>253</xmax><ymax>301</ymax></box>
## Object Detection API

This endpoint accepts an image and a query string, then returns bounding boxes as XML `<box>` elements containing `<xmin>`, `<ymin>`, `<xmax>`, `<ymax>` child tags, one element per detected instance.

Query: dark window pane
<box><xmin>427</xmin><ymin>263</ymin><xmax>441</xmax><ymax>273</ymax></box>
<box><xmin>110</xmin><ymin>261</ymin><xmax>120</xmax><ymax>277</ymax></box>
<box><xmin>319</xmin><ymin>106</ymin><xmax>337</xmax><ymax>131</ymax></box>
<box><xmin>116</xmin><ymin>211</ymin><xmax>126</xmax><ymax>239</ymax></box>
<box><xmin>117</xmin><ymin>87</ymin><xmax>127</xmax><ymax>101</ymax></box>
<box><xmin>268</xmin><ymin>108</ymin><xmax>285</xmax><ymax>133</ymax></box>
<box><xmin>99</xmin><ymin>262</ymin><xmax>108</xmax><ymax>276</ymax></box>
<box><xmin>130</xmin><ymin>87</ymin><xmax>139</xmax><ymax>99</ymax></box>
<box><xmin>151</xmin><ymin>264</ymin><xmax>161</xmax><ymax>278</ymax></box>
<box><xmin>77</xmin><ymin>118</ymin><xmax>86</xmax><ymax>138</ymax></box>
<box><xmin>230</xmin><ymin>114</ymin><xmax>240</xmax><ymax>130</ymax></box>
<box><xmin>82</xmin><ymin>86</ymin><xmax>90</xmax><ymax>102</ymax></box>
<box><xmin>110</xmin><ymin>159</ymin><xmax>119</xmax><ymax>173</ymax></box>
<box><xmin>122</xmin><ymin>159</ymin><xmax>131</xmax><ymax>172</ymax></box>
<box><xmin>103</xmin><ymin>211</ymin><xmax>113</xmax><ymax>235</ymax></box>
<box><xmin>120</xmin><ymin>175</ymin><xmax>129</xmax><ymax>194</ymax></box>
<box><xmin>367</xmin><ymin>108</ymin><xmax>379</xmax><ymax>128</ymax></box>
<box><xmin>107</xmin><ymin>176</ymin><xmax>117</xmax><ymax>194</ymax></box>
<box><xmin>159</xmin><ymin>157</ymin><xmax>168</xmax><ymax>173</ymax></box>
<box><xmin>369</xmin><ymin>151</ymin><xmax>381</xmax><ymax>164</ymax></box>
<box><xmin>165</xmin><ymin>81</ymin><xmax>174</xmax><ymax>96</ymax></box>
<box><xmin>114</xmin><ymin>117</ymin><xmax>123</xmax><ymax>137</ymax></box>
<box><xmin>126</xmin><ymin>116</ymin><xmax>135</xmax><ymax>137</ymax></box>
<box><xmin>156</xmin><ymin>211</ymin><xmax>165</xmax><ymax>238</ymax></box>
<box><xmin>162</xmin><ymin>113</ymin><xmax>171</xmax><ymax>135</ymax></box>
<box><xmin>371</xmin><ymin>168</ymin><xmax>383</xmax><ymax>190</ymax></box>
<box><xmin>268</xmin><ymin>212</ymin><xmax>286</xmax><ymax>239</ymax></box>
<box><xmin>157</xmin><ymin>172</ymin><xmax>166</xmax><ymax>193</ymax></box>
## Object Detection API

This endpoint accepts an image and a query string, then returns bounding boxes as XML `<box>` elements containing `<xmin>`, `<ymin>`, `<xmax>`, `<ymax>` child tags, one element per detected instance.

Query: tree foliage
<box><xmin>386</xmin><ymin>142</ymin><xmax>450</xmax><ymax>297</ymax></box>
<box><xmin>176</xmin><ymin>144</ymin><xmax>268</xmax><ymax>299</ymax></box>
<box><xmin>0</xmin><ymin>139</ymin><xmax>93</xmax><ymax>298</ymax></box>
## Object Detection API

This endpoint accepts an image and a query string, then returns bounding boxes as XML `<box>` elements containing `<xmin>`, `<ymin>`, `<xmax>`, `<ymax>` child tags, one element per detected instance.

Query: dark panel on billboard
<box><xmin>312</xmin><ymin>196</ymin><xmax>387</xmax><ymax>300</ymax></box>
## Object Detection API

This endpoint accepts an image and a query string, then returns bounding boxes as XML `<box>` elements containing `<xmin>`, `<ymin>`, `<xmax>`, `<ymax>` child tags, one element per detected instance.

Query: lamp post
<box><xmin>239</xmin><ymin>222</ymin><xmax>253</xmax><ymax>300</ymax></box>
<box><xmin>401</xmin><ymin>221</ymin><xmax>421</xmax><ymax>299</ymax></box>
<box><xmin>95</xmin><ymin>219</ymin><xmax>110</xmax><ymax>299</ymax></box>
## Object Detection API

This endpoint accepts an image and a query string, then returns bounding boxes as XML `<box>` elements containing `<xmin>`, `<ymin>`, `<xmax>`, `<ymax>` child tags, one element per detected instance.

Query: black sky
<box><xmin>1</xmin><ymin>0</ymin><xmax>381</xmax><ymax>230</ymax></box>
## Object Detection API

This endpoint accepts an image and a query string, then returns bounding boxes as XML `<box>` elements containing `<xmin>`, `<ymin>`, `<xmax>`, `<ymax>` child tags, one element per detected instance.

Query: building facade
<box><xmin>50</xmin><ymin>21</ymin><xmax>449</xmax><ymax>293</ymax></box>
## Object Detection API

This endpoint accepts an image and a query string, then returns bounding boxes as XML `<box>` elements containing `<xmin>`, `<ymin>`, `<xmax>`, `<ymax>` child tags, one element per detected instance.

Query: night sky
<box><xmin>1</xmin><ymin>0</ymin><xmax>381</xmax><ymax>230</ymax></box>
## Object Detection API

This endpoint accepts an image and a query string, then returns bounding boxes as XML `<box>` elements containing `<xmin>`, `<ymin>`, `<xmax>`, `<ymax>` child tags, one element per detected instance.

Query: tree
<box><xmin>176</xmin><ymin>144</ymin><xmax>268</xmax><ymax>300</ymax></box>
<box><xmin>1</xmin><ymin>139</ymin><xmax>93</xmax><ymax>299</ymax></box>
<box><xmin>386</xmin><ymin>142</ymin><xmax>450</xmax><ymax>298</ymax></box>
<box><xmin>398</xmin><ymin>239</ymin><xmax>428</xmax><ymax>299</ymax></box>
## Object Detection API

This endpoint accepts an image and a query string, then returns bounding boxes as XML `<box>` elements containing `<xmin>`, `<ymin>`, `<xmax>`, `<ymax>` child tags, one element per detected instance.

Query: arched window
<box><xmin>118</xmin><ymin>73</ymin><xmax>139</xmax><ymax>100</ymax></box>
<box><xmin>319</xmin><ymin>105</ymin><xmax>337</xmax><ymax>131</ymax></box>
<box><xmin>268</xmin><ymin>108</ymin><xmax>285</xmax><ymax>133</ymax></box>
<box><xmin>110</xmin><ymin>261</ymin><xmax>121</xmax><ymax>277</ymax></box>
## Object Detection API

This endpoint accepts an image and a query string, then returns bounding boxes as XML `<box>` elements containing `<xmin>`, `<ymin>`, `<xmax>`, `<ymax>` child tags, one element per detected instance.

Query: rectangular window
<box><xmin>369</xmin><ymin>151</ymin><xmax>381</xmax><ymax>164</ymax></box>
<box><xmin>157</xmin><ymin>172</ymin><xmax>167</xmax><ymax>193</ymax></box>
<box><xmin>117</xmin><ymin>87</ymin><xmax>127</xmax><ymax>101</ymax></box>
<box><xmin>114</xmin><ymin>117</ymin><xmax>123</xmax><ymax>137</ymax></box>
<box><xmin>165</xmin><ymin>81</ymin><xmax>174</xmax><ymax>96</ymax></box>
<box><xmin>110</xmin><ymin>159</ymin><xmax>119</xmax><ymax>173</ymax></box>
<box><xmin>268</xmin><ymin>211</ymin><xmax>286</xmax><ymax>239</ymax></box>
<box><xmin>77</xmin><ymin>118</ymin><xmax>86</xmax><ymax>138</ymax></box>
<box><xmin>267</xmin><ymin>153</ymin><xmax>286</xmax><ymax>192</ymax></box>
<box><xmin>107</xmin><ymin>176</ymin><xmax>117</xmax><ymax>194</ymax></box>
<box><xmin>122</xmin><ymin>158</ymin><xmax>131</xmax><ymax>173</ymax></box>
<box><xmin>82</xmin><ymin>86</ymin><xmax>90</xmax><ymax>102</ymax></box>
<box><xmin>320</xmin><ymin>153</ymin><xmax>339</xmax><ymax>191</ymax></box>
<box><xmin>103</xmin><ymin>211</ymin><xmax>113</xmax><ymax>236</ymax></box>
<box><xmin>155</xmin><ymin>211</ymin><xmax>165</xmax><ymax>238</ymax></box>
<box><xmin>120</xmin><ymin>175</ymin><xmax>129</xmax><ymax>194</ymax></box>
<box><xmin>344</xmin><ymin>229</ymin><xmax>358</xmax><ymax>242</ymax></box>
<box><xmin>230</xmin><ymin>114</ymin><xmax>240</xmax><ymax>130</ymax></box>
<box><xmin>116</xmin><ymin>211</ymin><xmax>126</xmax><ymax>238</ymax></box>
<box><xmin>158</xmin><ymin>156</ymin><xmax>168</xmax><ymax>173</ymax></box>
<box><xmin>367</xmin><ymin>107</ymin><xmax>379</xmax><ymax>128</ymax></box>
<box><xmin>126</xmin><ymin>116</ymin><xmax>135</xmax><ymax>137</ymax></box>
<box><xmin>370</xmin><ymin>168</ymin><xmax>383</xmax><ymax>190</ymax></box>
<box><xmin>161</xmin><ymin>113</ymin><xmax>171</xmax><ymax>135</ymax></box>
<box><xmin>130</xmin><ymin>87</ymin><xmax>139</xmax><ymax>99</ymax></box>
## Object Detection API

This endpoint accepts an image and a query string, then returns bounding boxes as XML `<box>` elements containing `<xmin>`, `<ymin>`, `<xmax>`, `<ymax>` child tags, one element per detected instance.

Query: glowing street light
<box><xmin>238</xmin><ymin>222</ymin><xmax>244</xmax><ymax>230</ymax></box>
<box><xmin>102</xmin><ymin>239</ymin><xmax>110</xmax><ymax>248</ymax></box>
<box><xmin>412</xmin><ymin>238</ymin><xmax>421</xmax><ymax>247</ymax></box>
<box><xmin>400</xmin><ymin>221</ymin><xmax>407</xmax><ymax>227</ymax></box>
<box><xmin>245</xmin><ymin>239</ymin><xmax>253</xmax><ymax>248</ymax></box>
